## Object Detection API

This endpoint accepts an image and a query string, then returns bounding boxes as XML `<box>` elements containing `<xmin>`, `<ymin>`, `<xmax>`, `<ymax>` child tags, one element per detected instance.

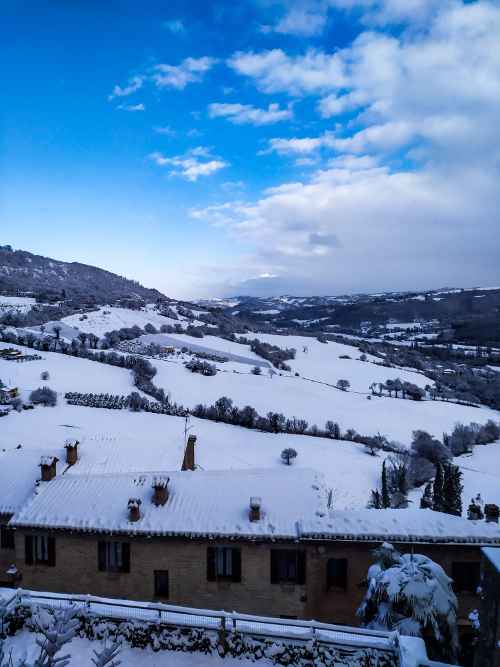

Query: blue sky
<box><xmin>2</xmin><ymin>0</ymin><xmax>500</xmax><ymax>298</ymax></box>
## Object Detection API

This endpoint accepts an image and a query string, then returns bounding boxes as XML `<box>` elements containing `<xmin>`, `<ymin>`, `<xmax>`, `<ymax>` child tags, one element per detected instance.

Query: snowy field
<box><xmin>0</xmin><ymin>342</ymin><xmax>137</xmax><ymax>401</ymax></box>
<box><xmin>0</xmin><ymin>295</ymin><xmax>36</xmax><ymax>313</ymax></box>
<box><xmin>146</xmin><ymin>335</ymin><xmax>495</xmax><ymax>443</ymax></box>
<box><xmin>1</xmin><ymin>335</ymin><xmax>499</xmax><ymax>513</ymax></box>
<box><xmin>2</xmin><ymin>397</ymin><xmax>499</xmax><ymax>512</ymax></box>
<box><xmin>1</xmin><ymin>632</ymin><xmax>272</xmax><ymax>667</ymax></box>
<box><xmin>61</xmin><ymin>305</ymin><xmax>206</xmax><ymax>337</ymax></box>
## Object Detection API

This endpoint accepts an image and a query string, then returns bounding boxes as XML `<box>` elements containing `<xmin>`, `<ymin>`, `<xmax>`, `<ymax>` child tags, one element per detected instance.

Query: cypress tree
<box><xmin>442</xmin><ymin>463</ymin><xmax>463</xmax><ymax>516</ymax></box>
<box><xmin>381</xmin><ymin>460</ymin><xmax>391</xmax><ymax>508</ymax></box>
<box><xmin>420</xmin><ymin>482</ymin><xmax>434</xmax><ymax>509</ymax></box>
<box><xmin>433</xmin><ymin>463</ymin><xmax>444</xmax><ymax>512</ymax></box>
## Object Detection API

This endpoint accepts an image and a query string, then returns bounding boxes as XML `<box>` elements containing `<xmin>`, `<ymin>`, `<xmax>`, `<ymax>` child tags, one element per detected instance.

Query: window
<box><xmin>207</xmin><ymin>547</ymin><xmax>241</xmax><ymax>582</ymax></box>
<box><xmin>154</xmin><ymin>570</ymin><xmax>169</xmax><ymax>598</ymax></box>
<box><xmin>0</xmin><ymin>525</ymin><xmax>15</xmax><ymax>550</ymax></box>
<box><xmin>452</xmin><ymin>562</ymin><xmax>480</xmax><ymax>593</ymax></box>
<box><xmin>270</xmin><ymin>550</ymin><xmax>306</xmax><ymax>585</ymax></box>
<box><xmin>326</xmin><ymin>558</ymin><xmax>347</xmax><ymax>591</ymax></box>
<box><xmin>25</xmin><ymin>535</ymin><xmax>55</xmax><ymax>566</ymax></box>
<box><xmin>98</xmin><ymin>541</ymin><xmax>130</xmax><ymax>573</ymax></box>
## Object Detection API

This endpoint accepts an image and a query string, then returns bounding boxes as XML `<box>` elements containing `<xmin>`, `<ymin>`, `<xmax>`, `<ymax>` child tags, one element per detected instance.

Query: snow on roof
<box><xmin>9</xmin><ymin>465</ymin><xmax>500</xmax><ymax>545</ymax></box>
<box><xmin>11</xmin><ymin>468</ymin><xmax>326</xmax><ymax>539</ymax></box>
<box><xmin>0</xmin><ymin>449</ymin><xmax>59</xmax><ymax>515</ymax></box>
<box><xmin>482</xmin><ymin>546</ymin><xmax>500</xmax><ymax>571</ymax></box>
<box><xmin>301</xmin><ymin>509</ymin><xmax>500</xmax><ymax>545</ymax></box>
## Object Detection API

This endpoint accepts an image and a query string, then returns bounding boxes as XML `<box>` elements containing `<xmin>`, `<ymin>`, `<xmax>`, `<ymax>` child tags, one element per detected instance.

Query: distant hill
<box><xmin>197</xmin><ymin>288</ymin><xmax>500</xmax><ymax>344</ymax></box>
<box><xmin>0</xmin><ymin>245</ymin><xmax>167</xmax><ymax>303</ymax></box>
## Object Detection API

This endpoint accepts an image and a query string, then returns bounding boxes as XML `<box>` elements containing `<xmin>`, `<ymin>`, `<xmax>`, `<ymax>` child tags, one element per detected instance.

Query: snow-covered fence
<box><xmin>4</xmin><ymin>589</ymin><xmax>394</xmax><ymax>652</ymax></box>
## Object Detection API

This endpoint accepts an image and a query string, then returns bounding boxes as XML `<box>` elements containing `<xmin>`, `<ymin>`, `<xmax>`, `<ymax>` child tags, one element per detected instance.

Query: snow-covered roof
<box><xmin>482</xmin><ymin>546</ymin><xmax>500</xmax><ymax>571</ymax></box>
<box><xmin>0</xmin><ymin>449</ymin><xmax>58</xmax><ymax>515</ymax></box>
<box><xmin>301</xmin><ymin>509</ymin><xmax>500</xmax><ymax>545</ymax></box>
<box><xmin>9</xmin><ymin>466</ymin><xmax>500</xmax><ymax>545</ymax></box>
<box><xmin>10</xmin><ymin>468</ymin><xmax>326</xmax><ymax>539</ymax></box>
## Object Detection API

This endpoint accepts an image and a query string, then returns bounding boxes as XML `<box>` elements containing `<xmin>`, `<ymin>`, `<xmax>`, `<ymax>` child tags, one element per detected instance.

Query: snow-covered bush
<box><xmin>357</xmin><ymin>542</ymin><xmax>459</xmax><ymax>661</ymax></box>
<box><xmin>281</xmin><ymin>448</ymin><xmax>298</xmax><ymax>465</ymax></box>
<box><xmin>4</xmin><ymin>603</ymin><xmax>395</xmax><ymax>667</ymax></box>
<box><xmin>29</xmin><ymin>386</ymin><xmax>57</xmax><ymax>407</ymax></box>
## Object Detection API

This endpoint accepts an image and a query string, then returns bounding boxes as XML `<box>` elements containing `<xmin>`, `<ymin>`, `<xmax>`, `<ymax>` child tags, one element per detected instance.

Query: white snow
<box><xmin>60</xmin><ymin>305</ymin><xmax>204</xmax><ymax>337</ymax></box>
<box><xmin>0</xmin><ymin>296</ymin><xmax>36</xmax><ymax>313</ymax></box>
<box><xmin>11</xmin><ymin>468</ymin><xmax>326</xmax><ymax>539</ymax></box>
<box><xmin>0</xmin><ymin>342</ymin><xmax>137</xmax><ymax>401</ymax></box>
<box><xmin>1</xmin><ymin>632</ymin><xmax>274</xmax><ymax>667</ymax></box>
<box><xmin>482</xmin><ymin>546</ymin><xmax>500</xmax><ymax>572</ymax></box>
<box><xmin>0</xmin><ymin>449</ymin><xmax>52</xmax><ymax>514</ymax></box>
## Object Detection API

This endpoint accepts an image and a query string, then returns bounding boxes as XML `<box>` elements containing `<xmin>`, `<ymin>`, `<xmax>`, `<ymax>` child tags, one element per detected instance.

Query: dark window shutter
<box><xmin>48</xmin><ymin>537</ymin><xmax>56</xmax><ymax>567</ymax></box>
<box><xmin>98</xmin><ymin>541</ymin><xmax>107</xmax><ymax>572</ymax></box>
<box><xmin>121</xmin><ymin>543</ymin><xmax>130</xmax><ymax>573</ymax></box>
<box><xmin>207</xmin><ymin>547</ymin><xmax>216</xmax><ymax>581</ymax></box>
<box><xmin>297</xmin><ymin>551</ymin><xmax>306</xmax><ymax>585</ymax></box>
<box><xmin>232</xmin><ymin>548</ymin><xmax>241</xmax><ymax>583</ymax></box>
<box><xmin>25</xmin><ymin>536</ymin><xmax>34</xmax><ymax>565</ymax></box>
<box><xmin>270</xmin><ymin>550</ymin><xmax>279</xmax><ymax>584</ymax></box>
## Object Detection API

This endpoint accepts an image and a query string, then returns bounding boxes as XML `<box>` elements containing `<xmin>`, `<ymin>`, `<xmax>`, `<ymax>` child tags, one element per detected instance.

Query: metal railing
<box><xmin>2</xmin><ymin>588</ymin><xmax>396</xmax><ymax>653</ymax></box>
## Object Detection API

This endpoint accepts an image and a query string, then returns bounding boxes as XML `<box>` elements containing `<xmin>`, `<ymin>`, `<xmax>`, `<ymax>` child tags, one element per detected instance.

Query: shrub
<box><xmin>29</xmin><ymin>386</ymin><xmax>57</xmax><ymax>406</ymax></box>
<box><xmin>281</xmin><ymin>448</ymin><xmax>298</xmax><ymax>465</ymax></box>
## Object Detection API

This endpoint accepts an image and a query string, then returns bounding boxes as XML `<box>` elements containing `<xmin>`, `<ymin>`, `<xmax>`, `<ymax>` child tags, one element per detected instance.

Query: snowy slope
<box><xmin>0</xmin><ymin>342</ymin><xmax>137</xmax><ymax>399</ymax></box>
<box><xmin>149</xmin><ymin>349</ymin><xmax>495</xmax><ymax>444</ymax></box>
<box><xmin>61</xmin><ymin>305</ymin><xmax>204</xmax><ymax>337</ymax></box>
<box><xmin>0</xmin><ymin>296</ymin><xmax>36</xmax><ymax>314</ymax></box>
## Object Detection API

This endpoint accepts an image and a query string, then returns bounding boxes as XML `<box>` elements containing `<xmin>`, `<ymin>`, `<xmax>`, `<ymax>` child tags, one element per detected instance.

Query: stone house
<box><xmin>1</xmin><ymin>461</ymin><xmax>499</xmax><ymax>643</ymax></box>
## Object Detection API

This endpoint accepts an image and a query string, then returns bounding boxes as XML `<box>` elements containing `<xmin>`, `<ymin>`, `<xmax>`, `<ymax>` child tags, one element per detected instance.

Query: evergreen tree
<box><xmin>420</xmin><ymin>482</ymin><xmax>434</xmax><ymax>509</ymax></box>
<box><xmin>433</xmin><ymin>463</ymin><xmax>445</xmax><ymax>512</ymax></box>
<box><xmin>357</xmin><ymin>543</ymin><xmax>459</xmax><ymax>662</ymax></box>
<box><xmin>442</xmin><ymin>463</ymin><xmax>463</xmax><ymax>516</ymax></box>
<box><xmin>368</xmin><ymin>489</ymin><xmax>382</xmax><ymax>509</ymax></box>
<box><xmin>381</xmin><ymin>460</ymin><xmax>391</xmax><ymax>509</ymax></box>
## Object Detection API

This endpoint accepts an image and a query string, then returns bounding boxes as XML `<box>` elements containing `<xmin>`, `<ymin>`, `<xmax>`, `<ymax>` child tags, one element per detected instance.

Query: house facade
<box><xmin>1</xmin><ymin>463</ymin><xmax>499</xmax><ymax>634</ymax></box>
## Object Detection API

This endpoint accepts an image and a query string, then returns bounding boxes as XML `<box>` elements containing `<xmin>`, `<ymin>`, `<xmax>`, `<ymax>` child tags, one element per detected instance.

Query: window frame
<box><xmin>98</xmin><ymin>541</ymin><xmax>130</xmax><ymax>574</ymax></box>
<box><xmin>154</xmin><ymin>570</ymin><xmax>169</xmax><ymax>598</ymax></box>
<box><xmin>0</xmin><ymin>524</ymin><xmax>15</xmax><ymax>550</ymax></box>
<box><xmin>451</xmin><ymin>561</ymin><xmax>480</xmax><ymax>594</ymax></box>
<box><xmin>25</xmin><ymin>535</ymin><xmax>56</xmax><ymax>567</ymax></box>
<box><xmin>207</xmin><ymin>546</ymin><xmax>241</xmax><ymax>583</ymax></box>
<box><xmin>270</xmin><ymin>549</ymin><xmax>306</xmax><ymax>585</ymax></box>
<box><xmin>326</xmin><ymin>557</ymin><xmax>348</xmax><ymax>591</ymax></box>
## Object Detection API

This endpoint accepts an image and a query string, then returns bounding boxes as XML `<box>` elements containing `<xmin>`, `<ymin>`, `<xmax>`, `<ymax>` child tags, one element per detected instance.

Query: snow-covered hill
<box><xmin>2</xmin><ymin>339</ymin><xmax>498</xmax><ymax>513</ymax></box>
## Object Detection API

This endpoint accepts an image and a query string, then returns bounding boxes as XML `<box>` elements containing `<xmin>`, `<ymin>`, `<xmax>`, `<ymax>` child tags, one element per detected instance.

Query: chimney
<box><xmin>181</xmin><ymin>435</ymin><xmax>197</xmax><ymax>471</ymax></box>
<box><xmin>249</xmin><ymin>497</ymin><xmax>261</xmax><ymax>522</ymax></box>
<box><xmin>64</xmin><ymin>439</ymin><xmax>79</xmax><ymax>466</ymax></box>
<box><xmin>152</xmin><ymin>476</ymin><xmax>170</xmax><ymax>506</ymax></box>
<box><xmin>40</xmin><ymin>456</ymin><xmax>58</xmax><ymax>482</ymax></box>
<box><xmin>128</xmin><ymin>498</ymin><xmax>142</xmax><ymax>522</ymax></box>
<box><xmin>485</xmin><ymin>504</ymin><xmax>499</xmax><ymax>523</ymax></box>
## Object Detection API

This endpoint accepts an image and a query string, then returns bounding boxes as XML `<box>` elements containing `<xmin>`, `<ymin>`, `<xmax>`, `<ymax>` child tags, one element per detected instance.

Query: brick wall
<box><xmin>11</xmin><ymin>529</ymin><xmax>483</xmax><ymax>626</ymax></box>
<box><xmin>305</xmin><ymin>540</ymin><xmax>483</xmax><ymax>626</ymax></box>
<box><xmin>15</xmin><ymin>531</ymin><xmax>307</xmax><ymax>618</ymax></box>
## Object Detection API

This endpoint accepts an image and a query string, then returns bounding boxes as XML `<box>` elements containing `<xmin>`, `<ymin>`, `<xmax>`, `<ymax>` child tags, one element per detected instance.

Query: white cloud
<box><xmin>152</xmin><ymin>57</ymin><xmax>218</xmax><ymax>90</ymax></box>
<box><xmin>262</xmin><ymin>133</ymin><xmax>335</xmax><ymax>155</ymax></box>
<box><xmin>162</xmin><ymin>19</ymin><xmax>185</xmax><ymax>33</ymax></box>
<box><xmin>264</xmin><ymin>0</ymin><xmax>447</xmax><ymax>37</ymax></box>
<box><xmin>148</xmin><ymin>148</ymin><xmax>228</xmax><ymax>182</ymax></box>
<box><xmin>196</xmin><ymin>2</ymin><xmax>500</xmax><ymax>294</ymax></box>
<box><xmin>208</xmin><ymin>102</ymin><xmax>293</xmax><ymax>125</ymax></box>
<box><xmin>117</xmin><ymin>103</ymin><xmax>145</xmax><ymax>112</ymax></box>
<box><xmin>153</xmin><ymin>126</ymin><xmax>176</xmax><ymax>136</ymax></box>
<box><xmin>227</xmin><ymin>49</ymin><xmax>346</xmax><ymax>95</ymax></box>
<box><xmin>108</xmin><ymin>76</ymin><xmax>144</xmax><ymax>100</ymax></box>
<box><xmin>272</xmin><ymin>3</ymin><xmax>328</xmax><ymax>36</ymax></box>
